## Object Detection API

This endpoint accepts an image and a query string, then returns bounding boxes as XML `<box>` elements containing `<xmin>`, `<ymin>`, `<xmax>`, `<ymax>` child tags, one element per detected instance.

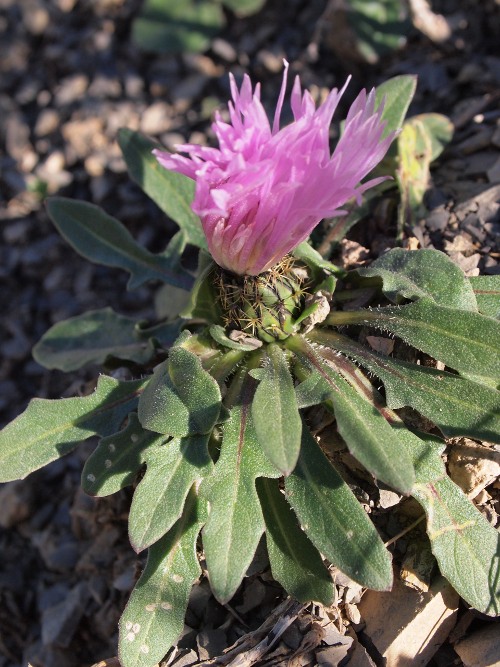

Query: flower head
<box><xmin>154</xmin><ymin>62</ymin><xmax>395</xmax><ymax>276</ymax></box>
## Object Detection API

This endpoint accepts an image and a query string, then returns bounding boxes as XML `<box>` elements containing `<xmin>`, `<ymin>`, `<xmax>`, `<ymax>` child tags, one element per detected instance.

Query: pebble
<box><xmin>426</xmin><ymin>208</ymin><xmax>449</xmax><ymax>232</ymax></box>
<box><xmin>140</xmin><ymin>101</ymin><xmax>172</xmax><ymax>135</ymax></box>
<box><xmin>0</xmin><ymin>481</ymin><xmax>35</xmax><ymax>528</ymax></box>
<box><xmin>55</xmin><ymin>74</ymin><xmax>89</xmax><ymax>107</ymax></box>
<box><xmin>41</xmin><ymin>582</ymin><xmax>89</xmax><ymax>647</ymax></box>
<box><xmin>35</xmin><ymin>108</ymin><xmax>60</xmax><ymax>137</ymax></box>
<box><xmin>212</xmin><ymin>38</ymin><xmax>237</xmax><ymax>62</ymax></box>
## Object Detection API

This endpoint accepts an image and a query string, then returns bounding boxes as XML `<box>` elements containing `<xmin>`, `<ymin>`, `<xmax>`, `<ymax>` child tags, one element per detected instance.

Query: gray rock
<box><xmin>41</xmin><ymin>581</ymin><xmax>90</xmax><ymax>647</ymax></box>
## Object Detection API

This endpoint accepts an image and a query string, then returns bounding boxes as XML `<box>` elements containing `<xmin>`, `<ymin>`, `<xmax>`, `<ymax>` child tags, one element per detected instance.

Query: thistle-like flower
<box><xmin>154</xmin><ymin>62</ymin><xmax>395</xmax><ymax>276</ymax></box>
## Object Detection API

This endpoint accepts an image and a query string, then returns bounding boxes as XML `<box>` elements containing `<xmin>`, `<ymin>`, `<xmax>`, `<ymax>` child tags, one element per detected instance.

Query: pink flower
<box><xmin>154</xmin><ymin>62</ymin><xmax>395</xmax><ymax>276</ymax></box>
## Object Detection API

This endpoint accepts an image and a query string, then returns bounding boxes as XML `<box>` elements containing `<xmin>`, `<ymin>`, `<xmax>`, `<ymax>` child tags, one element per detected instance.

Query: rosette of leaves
<box><xmin>1</xmin><ymin>76</ymin><xmax>499</xmax><ymax>667</ymax></box>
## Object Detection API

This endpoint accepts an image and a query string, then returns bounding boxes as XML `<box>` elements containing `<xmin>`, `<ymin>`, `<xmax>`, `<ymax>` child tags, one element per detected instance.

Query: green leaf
<box><xmin>396</xmin><ymin>113</ymin><xmax>453</xmax><ymax>223</ymax></box>
<box><xmin>200</xmin><ymin>373</ymin><xmax>280</xmax><ymax>603</ymax></box>
<box><xmin>354</xmin><ymin>248</ymin><xmax>478</xmax><ymax>310</ymax></box>
<box><xmin>222</xmin><ymin>0</ymin><xmax>265</xmax><ymax>17</ymax></box>
<box><xmin>82</xmin><ymin>413</ymin><xmax>164</xmax><ymax>496</ymax></box>
<box><xmin>0</xmin><ymin>376</ymin><xmax>146</xmax><ymax>482</ymax></box>
<box><xmin>313</xmin><ymin>331</ymin><xmax>500</xmax><ymax>445</ymax></box>
<box><xmin>118</xmin><ymin>130</ymin><xmax>206</xmax><ymax>250</ymax></box>
<box><xmin>284</xmin><ymin>427</ymin><xmax>393</xmax><ymax>591</ymax></box>
<box><xmin>257</xmin><ymin>477</ymin><xmax>334</xmax><ymax>605</ymax></box>
<box><xmin>209</xmin><ymin>325</ymin><xmax>262</xmax><ymax>351</ymax></box>
<box><xmin>181</xmin><ymin>253</ymin><xmax>222</xmax><ymax>324</ymax></box>
<box><xmin>129</xmin><ymin>433</ymin><xmax>213</xmax><ymax>552</ymax></box>
<box><xmin>118</xmin><ymin>489</ymin><xmax>206</xmax><ymax>667</ymax></box>
<box><xmin>33</xmin><ymin>308</ymin><xmax>156</xmax><ymax>371</ymax></box>
<box><xmin>138</xmin><ymin>346</ymin><xmax>222</xmax><ymax>437</ymax></box>
<box><xmin>469</xmin><ymin>275</ymin><xmax>500</xmax><ymax>319</ymax></box>
<box><xmin>345</xmin><ymin>0</ymin><xmax>411</xmax><ymax>63</ymax></box>
<box><xmin>332</xmin><ymin>298</ymin><xmax>500</xmax><ymax>381</ymax></box>
<box><xmin>415</xmin><ymin>476</ymin><xmax>500</xmax><ymax>616</ymax></box>
<box><xmin>289</xmin><ymin>337</ymin><xmax>415</xmax><ymax>493</ymax></box>
<box><xmin>46</xmin><ymin>198</ymin><xmax>194</xmax><ymax>290</ymax></box>
<box><xmin>250</xmin><ymin>344</ymin><xmax>302</xmax><ymax>475</ymax></box>
<box><xmin>131</xmin><ymin>0</ymin><xmax>224</xmax><ymax>53</ymax></box>
<box><xmin>375</xmin><ymin>75</ymin><xmax>417</xmax><ymax>138</ymax></box>
<box><xmin>292</xmin><ymin>241</ymin><xmax>342</xmax><ymax>280</ymax></box>
<box><xmin>402</xmin><ymin>434</ymin><xmax>500</xmax><ymax>616</ymax></box>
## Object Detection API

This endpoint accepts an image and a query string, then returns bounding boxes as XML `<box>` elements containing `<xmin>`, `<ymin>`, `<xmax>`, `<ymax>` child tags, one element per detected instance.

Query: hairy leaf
<box><xmin>118</xmin><ymin>490</ymin><xmax>206</xmax><ymax>667</ymax></box>
<box><xmin>118</xmin><ymin>130</ymin><xmax>206</xmax><ymax>250</ymax></box>
<box><xmin>250</xmin><ymin>344</ymin><xmax>302</xmax><ymax>475</ymax></box>
<box><xmin>33</xmin><ymin>308</ymin><xmax>156</xmax><ymax>371</ymax></box>
<box><xmin>82</xmin><ymin>413</ymin><xmax>164</xmax><ymax>496</ymax></box>
<box><xmin>129</xmin><ymin>433</ymin><xmax>213</xmax><ymax>552</ymax></box>
<box><xmin>0</xmin><ymin>376</ymin><xmax>146</xmax><ymax>482</ymax></box>
<box><xmin>375</xmin><ymin>75</ymin><xmax>417</xmax><ymax>137</ymax></box>
<box><xmin>469</xmin><ymin>275</ymin><xmax>500</xmax><ymax>319</ymax></box>
<box><xmin>201</xmin><ymin>373</ymin><xmax>280</xmax><ymax>603</ymax></box>
<box><xmin>354</xmin><ymin>248</ymin><xmax>477</xmax><ymax>310</ymax></box>
<box><xmin>257</xmin><ymin>477</ymin><xmax>334</xmax><ymax>605</ymax></box>
<box><xmin>285</xmin><ymin>427</ymin><xmax>393</xmax><ymax>591</ymax></box>
<box><xmin>289</xmin><ymin>337</ymin><xmax>414</xmax><ymax>493</ymax></box>
<box><xmin>47</xmin><ymin>198</ymin><xmax>194</xmax><ymax>290</ymax></box>
<box><xmin>330</xmin><ymin>298</ymin><xmax>500</xmax><ymax>380</ymax></box>
<box><xmin>401</xmin><ymin>431</ymin><xmax>500</xmax><ymax>616</ymax></box>
<box><xmin>313</xmin><ymin>330</ymin><xmax>500</xmax><ymax>444</ymax></box>
<box><xmin>138</xmin><ymin>346</ymin><xmax>221</xmax><ymax>436</ymax></box>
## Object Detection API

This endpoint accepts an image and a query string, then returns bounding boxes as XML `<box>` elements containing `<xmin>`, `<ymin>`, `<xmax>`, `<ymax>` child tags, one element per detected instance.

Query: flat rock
<box><xmin>454</xmin><ymin>624</ymin><xmax>500</xmax><ymax>667</ymax></box>
<box><xmin>41</xmin><ymin>581</ymin><xmax>90</xmax><ymax>647</ymax></box>
<box><xmin>358</xmin><ymin>575</ymin><xmax>459</xmax><ymax>666</ymax></box>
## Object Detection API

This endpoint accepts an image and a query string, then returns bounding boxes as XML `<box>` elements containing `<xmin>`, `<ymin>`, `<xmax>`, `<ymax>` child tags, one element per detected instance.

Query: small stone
<box><xmin>426</xmin><ymin>208</ymin><xmax>449</xmax><ymax>232</ymax></box>
<box><xmin>379</xmin><ymin>488</ymin><xmax>401</xmax><ymax>509</ymax></box>
<box><xmin>455</xmin><ymin>624</ymin><xmax>500</xmax><ymax>667</ymax></box>
<box><xmin>196</xmin><ymin>629</ymin><xmax>228</xmax><ymax>661</ymax></box>
<box><xmin>41</xmin><ymin>582</ymin><xmax>89</xmax><ymax>647</ymax></box>
<box><xmin>345</xmin><ymin>602</ymin><xmax>361</xmax><ymax>624</ymax></box>
<box><xmin>0</xmin><ymin>480</ymin><xmax>35</xmax><ymax>528</ymax></box>
<box><xmin>55</xmin><ymin>74</ymin><xmax>89</xmax><ymax>107</ymax></box>
<box><xmin>448</xmin><ymin>440</ymin><xmax>500</xmax><ymax>499</ymax></box>
<box><xmin>140</xmin><ymin>101</ymin><xmax>172</xmax><ymax>135</ymax></box>
<box><xmin>212</xmin><ymin>38</ymin><xmax>237</xmax><ymax>62</ymax></box>
<box><xmin>487</xmin><ymin>156</ymin><xmax>500</xmax><ymax>183</ymax></box>
<box><xmin>88</xmin><ymin>75</ymin><xmax>122</xmax><ymax>99</ymax></box>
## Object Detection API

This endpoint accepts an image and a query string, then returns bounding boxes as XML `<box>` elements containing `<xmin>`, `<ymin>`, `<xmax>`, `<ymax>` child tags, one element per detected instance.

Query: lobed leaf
<box><xmin>118</xmin><ymin>129</ymin><xmax>206</xmax><ymax>250</ymax></box>
<box><xmin>313</xmin><ymin>330</ymin><xmax>500</xmax><ymax>444</ymax></box>
<box><xmin>138</xmin><ymin>346</ymin><xmax>221</xmax><ymax>437</ymax></box>
<box><xmin>354</xmin><ymin>248</ymin><xmax>478</xmax><ymax>311</ymax></box>
<box><xmin>333</xmin><ymin>298</ymin><xmax>500</xmax><ymax>381</ymax></box>
<box><xmin>118</xmin><ymin>489</ymin><xmax>206</xmax><ymax>667</ymax></box>
<box><xmin>46</xmin><ymin>198</ymin><xmax>194</xmax><ymax>290</ymax></box>
<box><xmin>400</xmin><ymin>431</ymin><xmax>500</xmax><ymax>616</ymax></box>
<box><xmin>128</xmin><ymin>433</ymin><xmax>213</xmax><ymax>552</ymax></box>
<box><xmin>82</xmin><ymin>413</ymin><xmax>164</xmax><ymax>496</ymax></box>
<box><xmin>250</xmin><ymin>343</ymin><xmax>302</xmax><ymax>475</ymax></box>
<box><xmin>289</xmin><ymin>337</ymin><xmax>415</xmax><ymax>493</ymax></box>
<box><xmin>257</xmin><ymin>477</ymin><xmax>334</xmax><ymax>605</ymax></box>
<box><xmin>284</xmin><ymin>427</ymin><xmax>393</xmax><ymax>591</ymax></box>
<box><xmin>0</xmin><ymin>376</ymin><xmax>146</xmax><ymax>482</ymax></box>
<box><xmin>200</xmin><ymin>372</ymin><xmax>280</xmax><ymax>603</ymax></box>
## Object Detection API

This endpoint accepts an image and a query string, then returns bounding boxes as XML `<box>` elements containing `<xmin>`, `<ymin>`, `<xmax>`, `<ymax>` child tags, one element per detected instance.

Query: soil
<box><xmin>1</xmin><ymin>1</ymin><xmax>499</xmax><ymax>666</ymax></box>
